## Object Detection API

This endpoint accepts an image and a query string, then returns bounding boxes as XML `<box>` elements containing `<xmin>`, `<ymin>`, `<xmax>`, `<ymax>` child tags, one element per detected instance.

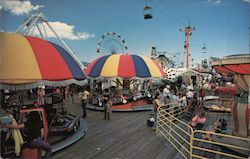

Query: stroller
<box><xmin>146</xmin><ymin>113</ymin><xmax>155</xmax><ymax>127</ymax></box>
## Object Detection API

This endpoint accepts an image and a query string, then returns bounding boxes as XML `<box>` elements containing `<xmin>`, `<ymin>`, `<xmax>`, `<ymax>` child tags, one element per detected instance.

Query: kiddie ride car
<box><xmin>0</xmin><ymin>93</ymin><xmax>85</xmax><ymax>159</ymax></box>
<box><xmin>44</xmin><ymin>93</ymin><xmax>80</xmax><ymax>135</ymax></box>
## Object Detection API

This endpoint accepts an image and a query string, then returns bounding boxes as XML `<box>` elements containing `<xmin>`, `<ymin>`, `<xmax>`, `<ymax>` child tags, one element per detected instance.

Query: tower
<box><xmin>180</xmin><ymin>25</ymin><xmax>195</xmax><ymax>69</ymax></box>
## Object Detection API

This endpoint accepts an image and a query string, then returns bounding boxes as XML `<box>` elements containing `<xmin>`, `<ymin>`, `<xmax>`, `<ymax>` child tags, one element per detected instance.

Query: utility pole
<box><xmin>180</xmin><ymin>25</ymin><xmax>195</xmax><ymax>69</ymax></box>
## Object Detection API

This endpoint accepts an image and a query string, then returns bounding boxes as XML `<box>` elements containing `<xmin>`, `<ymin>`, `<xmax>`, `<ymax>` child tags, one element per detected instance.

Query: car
<box><xmin>49</xmin><ymin>114</ymin><xmax>80</xmax><ymax>135</ymax></box>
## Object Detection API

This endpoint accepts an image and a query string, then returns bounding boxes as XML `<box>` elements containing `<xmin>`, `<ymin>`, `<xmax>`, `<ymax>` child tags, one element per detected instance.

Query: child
<box><xmin>105</xmin><ymin>96</ymin><xmax>113</xmax><ymax>120</ymax></box>
<box><xmin>190</xmin><ymin>109</ymin><xmax>206</xmax><ymax>129</ymax></box>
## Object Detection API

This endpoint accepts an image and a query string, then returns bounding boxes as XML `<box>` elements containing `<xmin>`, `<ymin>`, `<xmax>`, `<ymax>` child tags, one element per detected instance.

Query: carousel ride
<box><xmin>85</xmin><ymin>53</ymin><xmax>165</xmax><ymax>111</ymax></box>
<box><xmin>86</xmin><ymin>33</ymin><xmax>165</xmax><ymax>111</ymax></box>
<box><xmin>210</xmin><ymin>54</ymin><xmax>250</xmax><ymax>155</ymax></box>
<box><xmin>0</xmin><ymin>10</ymin><xmax>87</xmax><ymax>158</ymax></box>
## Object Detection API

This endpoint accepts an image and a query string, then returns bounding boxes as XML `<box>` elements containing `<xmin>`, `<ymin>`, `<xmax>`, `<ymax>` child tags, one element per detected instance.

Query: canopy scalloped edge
<box><xmin>86</xmin><ymin>76</ymin><xmax>164</xmax><ymax>80</ymax></box>
<box><xmin>0</xmin><ymin>79</ymin><xmax>87</xmax><ymax>91</ymax></box>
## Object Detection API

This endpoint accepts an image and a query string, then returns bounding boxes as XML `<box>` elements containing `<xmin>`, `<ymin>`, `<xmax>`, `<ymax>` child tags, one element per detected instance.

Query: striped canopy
<box><xmin>0</xmin><ymin>32</ymin><xmax>86</xmax><ymax>90</ymax></box>
<box><xmin>85</xmin><ymin>54</ymin><xmax>165</xmax><ymax>78</ymax></box>
<box><xmin>211</xmin><ymin>54</ymin><xmax>250</xmax><ymax>75</ymax></box>
<box><xmin>211</xmin><ymin>54</ymin><xmax>250</xmax><ymax>92</ymax></box>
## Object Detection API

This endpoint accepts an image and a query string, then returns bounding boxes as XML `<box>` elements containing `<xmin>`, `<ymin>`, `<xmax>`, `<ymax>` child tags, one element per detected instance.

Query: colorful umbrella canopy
<box><xmin>85</xmin><ymin>54</ymin><xmax>165</xmax><ymax>78</ymax></box>
<box><xmin>0</xmin><ymin>32</ymin><xmax>86</xmax><ymax>90</ymax></box>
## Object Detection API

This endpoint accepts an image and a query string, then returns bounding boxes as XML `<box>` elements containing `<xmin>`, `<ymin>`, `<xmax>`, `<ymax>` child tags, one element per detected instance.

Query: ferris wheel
<box><xmin>96</xmin><ymin>32</ymin><xmax>128</xmax><ymax>54</ymax></box>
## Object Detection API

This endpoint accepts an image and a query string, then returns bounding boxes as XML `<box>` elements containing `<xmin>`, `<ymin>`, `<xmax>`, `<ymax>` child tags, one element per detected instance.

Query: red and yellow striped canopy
<box><xmin>0</xmin><ymin>32</ymin><xmax>86</xmax><ymax>89</ymax></box>
<box><xmin>85</xmin><ymin>54</ymin><xmax>165</xmax><ymax>78</ymax></box>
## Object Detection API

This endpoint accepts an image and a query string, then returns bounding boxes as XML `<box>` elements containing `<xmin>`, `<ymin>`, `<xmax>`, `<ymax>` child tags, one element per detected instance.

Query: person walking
<box><xmin>105</xmin><ymin>96</ymin><xmax>113</xmax><ymax>120</ymax></box>
<box><xmin>102</xmin><ymin>89</ymin><xmax>109</xmax><ymax>120</ymax></box>
<box><xmin>152</xmin><ymin>92</ymin><xmax>164</xmax><ymax>130</ymax></box>
<box><xmin>80</xmin><ymin>87</ymin><xmax>90</xmax><ymax>118</ymax></box>
<box><xmin>37</xmin><ymin>86</ymin><xmax>45</xmax><ymax>106</ymax></box>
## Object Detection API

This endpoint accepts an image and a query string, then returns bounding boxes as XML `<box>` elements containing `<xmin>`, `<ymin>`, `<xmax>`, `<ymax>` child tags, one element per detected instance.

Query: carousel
<box><xmin>0</xmin><ymin>10</ymin><xmax>88</xmax><ymax>158</ymax></box>
<box><xmin>211</xmin><ymin>54</ymin><xmax>250</xmax><ymax>155</ymax></box>
<box><xmin>85</xmin><ymin>53</ymin><xmax>165</xmax><ymax>111</ymax></box>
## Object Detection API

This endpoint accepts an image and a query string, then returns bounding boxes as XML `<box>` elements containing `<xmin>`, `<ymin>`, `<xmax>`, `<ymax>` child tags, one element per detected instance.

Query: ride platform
<box><xmin>87</xmin><ymin>100</ymin><xmax>153</xmax><ymax>112</ymax></box>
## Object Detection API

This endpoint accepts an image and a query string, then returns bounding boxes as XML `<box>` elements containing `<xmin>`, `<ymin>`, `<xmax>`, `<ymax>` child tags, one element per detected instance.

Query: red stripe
<box><xmin>25</xmin><ymin>36</ymin><xmax>72</xmax><ymax>80</ymax></box>
<box><xmin>225</xmin><ymin>64</ymin><xmax>250</xmax><ymax>75</ymax></box>
<box><xmin>232</xmin><ymin>101</ymin><xmax>239</xmax><ymax>132</ymax></box>
<box><xmin>152</xmin><ymin>59</ymin><xmax>165</xmax><ymax>77</ymax></box>
<box><xmin>118</xmin><ymin>54</ymin><xmax>136</xmax><ymax>78</ymax></box>
<box><xmin>85</xmin><ymin>57</ymin><xmax>102</xmax><ymax>76</ymax></box>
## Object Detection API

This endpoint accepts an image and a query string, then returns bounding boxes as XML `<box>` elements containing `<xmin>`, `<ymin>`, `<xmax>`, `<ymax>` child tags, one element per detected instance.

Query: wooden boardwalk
<box><xmin>3</xmin><ymin>92</ymin><xmax>240</xmax><ymax>159</ymax></box>
<box><xmin>52</xmin><ymin>99</ymin><xmax>180</xmax><ymax>159</ymax></box>
<box><xmin>2</xmin><ymin>92</ymin><xmax>180</xmax><ymax>159</ymax></box>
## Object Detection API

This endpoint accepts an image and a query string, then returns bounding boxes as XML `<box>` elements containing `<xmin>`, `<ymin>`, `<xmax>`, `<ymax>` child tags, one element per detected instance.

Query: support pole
<box><xmin>24</xmin><ymin>14</ymin><xmax>40</xmax><ymax>35</ymax></box>
<box><xmin>15</xmin><ymin>17</ymin><xmax>33</xmax><ymax>33</ymax></box>
<box><xmin>36</xmin><ymin>23</ymin><xmax>44</xmax><ymax>40</ymax></box>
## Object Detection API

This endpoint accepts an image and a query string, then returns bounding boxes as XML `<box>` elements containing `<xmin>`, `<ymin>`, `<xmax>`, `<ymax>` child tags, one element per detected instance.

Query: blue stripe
<box><xmin>89</xmin><ymin>55</ymin><xmax>110</xmax><ymax>78</ymax></box>
<box><xmin>49</xmin><ymin>42</ymin><xmax>86</xmax><ymax>80</ymax></box>
<box><xmin>131</xmin><ymin>55</ymin><xmax>151</xmax><ymax>77</ymax></box>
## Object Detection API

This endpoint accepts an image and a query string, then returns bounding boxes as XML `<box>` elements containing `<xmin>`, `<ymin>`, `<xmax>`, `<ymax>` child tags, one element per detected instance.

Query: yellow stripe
<box><xmin>140</xmin><ymin>55</ymin><xmax>162</xmax><ymax>77</ymax></box>
<box><xmin>100</xmin><ymin>54</ymin><xmax>120</xmax><ymax>77</ymax></box>
<box><xmin>0</xmin><ymin>32</ymin><xmax>42</xmax><ymax>84</ymax></box>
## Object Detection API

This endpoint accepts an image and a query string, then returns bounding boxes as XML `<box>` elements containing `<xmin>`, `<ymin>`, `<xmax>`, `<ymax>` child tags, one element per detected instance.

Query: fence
<box><xmin>156</xmin><ymin>102</ymin><xmax>250</xmax><ymax>159</ymax></box>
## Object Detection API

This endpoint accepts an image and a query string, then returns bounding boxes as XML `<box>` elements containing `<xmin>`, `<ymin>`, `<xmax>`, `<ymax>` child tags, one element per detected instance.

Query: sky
<box><xmin>1</xmin><ymin>0</ymin><xmax>249</xmax><ymax>67</ymax></box>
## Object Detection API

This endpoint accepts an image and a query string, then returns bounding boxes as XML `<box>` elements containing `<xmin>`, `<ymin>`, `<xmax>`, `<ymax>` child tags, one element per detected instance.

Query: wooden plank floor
<box><xmin>52</xmin><ymin>98</ymin><xmax>179</xmax><ymax>159</ymax></box>
<box><xmin>4</xmin><ymin>92</ymin><xmax>238</xmax><ymax>159</ymax></box>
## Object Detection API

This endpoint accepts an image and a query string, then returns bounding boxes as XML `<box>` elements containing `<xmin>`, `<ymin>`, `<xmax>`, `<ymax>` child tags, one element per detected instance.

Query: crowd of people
<box><xmin>151</xmin><ymin>80</ymin><xmax>228</xmax><ymax>142</ymax></box>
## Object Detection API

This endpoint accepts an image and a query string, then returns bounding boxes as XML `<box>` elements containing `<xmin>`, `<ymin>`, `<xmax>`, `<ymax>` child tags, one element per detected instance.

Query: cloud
<box><xmin>0</xmin><ymin>1</ymin><xmax>94</xmax><ymax>40</ymax></box>
<box><xmin>1</xmin><ymin>0</ymin><xmax>43</xmax><ymax>15</ymax></box>
<box><xmin>208</xmin><ymin>0</ymin><xmax>222</xmax><ymax>4</ymax></box>
<box><xmin>242</xmin><ymin>0</ymin><xmax>250</xmax><ymax>3</ymax></box>
<box><xmin>29</xmin><ymin>21</ymin><xmax>95</xmax><ymax>40</ymax></box>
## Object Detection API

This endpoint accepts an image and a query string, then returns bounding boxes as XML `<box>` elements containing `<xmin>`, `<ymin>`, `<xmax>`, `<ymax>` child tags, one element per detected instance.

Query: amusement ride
<box><xmin>0</xmin><ymin>9</ymin><xmax>87</xmax><ymax>158</ymax></box>
<box><xmin>96</xmin><ymin>32</ymin><xmax>128</xmax><ymax>55</ymax></box>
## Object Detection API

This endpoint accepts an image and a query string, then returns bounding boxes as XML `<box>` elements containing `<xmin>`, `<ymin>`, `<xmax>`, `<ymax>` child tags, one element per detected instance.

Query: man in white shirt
<box><xmin>186</xmin><ymin>88</ymin><xmax>194</xmax><ymax>108</ymax></box>
<box><xmin>186</xmin><ymin>89</ymin><xmax>194</xmax><ymax>99</ymax></box>
<box><xmin>163</xmin><ymin>85</ymin><xmax>171</xmax><ymax>104</ymax></box>
<box><xmin>80</xmin><ymin>87</ymin><xmax>90</xmax><ymax>118</ymax></box>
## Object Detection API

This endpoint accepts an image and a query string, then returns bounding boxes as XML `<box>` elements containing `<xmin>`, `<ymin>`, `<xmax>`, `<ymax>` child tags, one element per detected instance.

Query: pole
<box><xmin>15</xmin><ymin>17</ymin><xmax>32</xmax><ymax>33</ymax></box>
<box><xmin>180</xmin><ymin>25</ymin><xmax>195</xmax><ymax>70</ymax></box>
<box><xmin>185</xmin><ymin>32</ymin><xmax>189</xmax><ymax>69</ymax></box>
<box><xmin>24</xmin><ymin>13</ymin><xmax>40</xmax><ymax>35</ymax></box>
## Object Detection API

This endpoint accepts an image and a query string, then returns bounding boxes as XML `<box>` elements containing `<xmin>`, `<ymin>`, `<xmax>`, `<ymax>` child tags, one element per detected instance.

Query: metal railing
<box><xmin>156</xmin><ymin>103</ymin><xmax>250</xmax><ymax>159</ymax></box>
